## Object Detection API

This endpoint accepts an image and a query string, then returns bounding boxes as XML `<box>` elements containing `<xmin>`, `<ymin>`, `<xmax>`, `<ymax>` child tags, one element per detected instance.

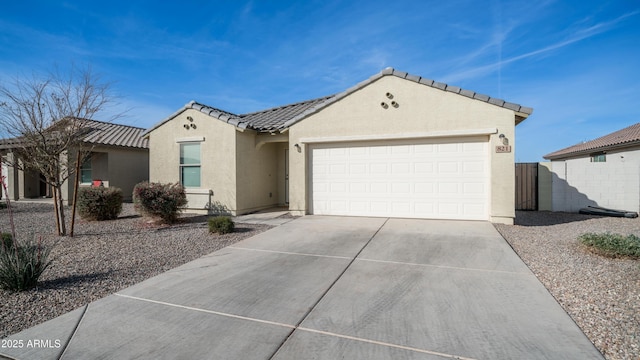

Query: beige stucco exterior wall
<box><xmin>91</xmin><ymin>152</ymin><xmax>109</xmax><ymax>185</ymax></box>
<box><xmin>147</xmin><ymin>108</ymin><xmax>237</xmax><ymax>213</ymax></box>
<box><xmin>288</xmin><ymin>75</ymin><xmax>518</xmax><ymax>224</ymax></box>
<box><xmin>234</xmin><ymin>133</ymin><xmax>282</xmax><ymax>214</ymax></box>
<box><xmin>2</xmin><ymin>153</ymin><xmax>19</xmax><ymax>200</ymax></box>
<box><xmin>277</xmin><ymin>143</ymin><xmax>289</xmax><ymax>205</ymax></box>
<box><xmin>65</xmin><ymin>146</ymin><xmax>149</xmax><ymax>202</ymax></box>
<box><xmin>103</xmin><ymin>147</ymin><xmax>148</xmax><ymax>201</ymax></box>
<box><xmin>0</xmin><ymin>159</ymin><xmax>7</xmax><ymax>199</ymax></box>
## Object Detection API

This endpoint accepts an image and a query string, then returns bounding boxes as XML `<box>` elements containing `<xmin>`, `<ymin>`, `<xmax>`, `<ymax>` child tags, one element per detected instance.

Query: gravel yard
<box><xmin>495</xmin><ymin>211</ymin><xmax>640</xmax><ymax>360</ymax></box>
<box><xmin>0</xmin><ymin>202</ymin><xmax>271</xmax><ymax>339</ymax></box>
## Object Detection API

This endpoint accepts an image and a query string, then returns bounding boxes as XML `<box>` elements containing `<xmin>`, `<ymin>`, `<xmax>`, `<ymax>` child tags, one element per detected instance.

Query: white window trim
<box><xmin>176</xmin><ymin>136</ymin><xmax>205</xmax><ymax>143</ymax></box>
<box><xmin>180</xmin><ymin>142</ymin><xmax>202</xmax><ymax>188</ymax></box>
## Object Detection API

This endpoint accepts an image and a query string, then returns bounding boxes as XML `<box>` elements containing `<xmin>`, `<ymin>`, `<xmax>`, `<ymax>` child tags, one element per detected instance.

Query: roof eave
<box><xmin>544</xmin><ymin>140</ymin><xmax>640</xmax><ymax>160</ymax></box>
<box><xmin>278</xmin><ymin>67</ymin><xmax>533</xmax><ymax>131</ymax></box>
<box><xmin>141</xmin><ymin>101</ymin><xmax>194</xmax><ymax>137</ymax></box>
<box><xmin>142</xmin><ymin>101</ymin><xmax>247</xmax><ymax>136</ymax></box>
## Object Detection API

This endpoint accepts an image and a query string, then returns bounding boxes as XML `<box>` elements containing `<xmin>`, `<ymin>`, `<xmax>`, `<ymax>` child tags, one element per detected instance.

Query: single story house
<box><xmin>1</xmin><ymin>119</ymin><xmax>149</xmax><ymax>202</ymax></box>
<box><xmin>143</xmin><ymin>68</ymin><xmax>533</xmax><ymax>224</ymax></box>
<box><xmin>544</xmin><ymin>122</ymin><xmax>640</xmax><ymax>213</ymax></box>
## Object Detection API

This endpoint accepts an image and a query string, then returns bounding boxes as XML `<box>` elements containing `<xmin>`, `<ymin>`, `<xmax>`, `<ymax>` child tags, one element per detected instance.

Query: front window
<box><xmin>180</xmin><ymin>143</ymin><xmax>201</xmax><ymax>187</ymax></box>
<box><xmin>590</xmin><ymin>153</ymin><xmax>606</xmax><ymax>162</ymax></box>
<box><xmin>80</xmin><ymin>157</ymin><xmax>92</xmax><ymax>184</ymax></box>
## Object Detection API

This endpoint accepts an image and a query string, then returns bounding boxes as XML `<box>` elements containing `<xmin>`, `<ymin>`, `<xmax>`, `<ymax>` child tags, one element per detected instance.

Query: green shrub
<box><xmin>208</xmin><ymin>216</ymin><xmax>235</xmax><ymax>234</ymax></box>
<box><xmin>579</xmin><ymin>233</ymin><xmax>640</xmax><ymax>259</ymax></box>
<box><xmin>77</xmin><ymin>187</ymin><xmax>123</xmax><ymax>221</ymax></box>
<box><xmin>1</xmin><ymin>233</ymin><xmax>13</xmax><ymax>251</ymax></box>
<box><xmin>133</xmin><ymin>182</ymin><xmax>187</xmax><ymax>223</ymax></box>
<box><xmin>0</xmin><ymin>202</ymin><xmax>6</xmax><ymax>209</ymax></box>
<box><xmin>0</xmin><ymin>236</ymin><xmax>52</xmax><ymax>291</ymax></box>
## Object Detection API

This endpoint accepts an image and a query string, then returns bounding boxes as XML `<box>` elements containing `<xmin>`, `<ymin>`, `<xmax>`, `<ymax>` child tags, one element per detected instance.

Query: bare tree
<box><xmin>0</xmin><ymin>66</ymin><xmax>117</xmax><ymax>236</ymax></box>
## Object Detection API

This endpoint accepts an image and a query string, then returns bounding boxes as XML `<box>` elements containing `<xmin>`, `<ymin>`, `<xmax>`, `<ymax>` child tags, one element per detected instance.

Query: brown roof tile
<box><xmin>544</xmin><ymin>122</ymin><xmax>640</xmax><ymax>160</ymax></box>
<box><xmin>81</xmin><ymin>119</ymin><xmax>149</xmax><ymax>148</ymax></box>
<box><xmin>0</xmin><ymin>119</ymin><xmax>149</xmax><ymax>150</ymax></box>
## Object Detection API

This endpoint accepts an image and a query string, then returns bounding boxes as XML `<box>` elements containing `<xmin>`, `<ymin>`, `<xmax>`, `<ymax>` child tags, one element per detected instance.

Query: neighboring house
<box><xmin>544</xmin><ymin>122</ymin><xmax>640</xmax><ymax>213</ymax></box>
<box><xmin>143</xmin><ymin>68</ymin><xmax>533</xmax><ymax>224</ymax></box>
<box><xmin>1</xmin><ymin>119</ymin><xmax>149</xmax><ymax>202</ymax></box>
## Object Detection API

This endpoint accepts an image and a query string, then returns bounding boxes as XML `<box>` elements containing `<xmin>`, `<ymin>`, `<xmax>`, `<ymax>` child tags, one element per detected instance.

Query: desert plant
<box><xmin>1</xmin><ymin>232</ymin><xmax>13</xmax><ymax>251</ymax></box>
<box><xmin>579</xmin><ymin>233</ymin><xmax>640</xmax><ymax>259</ymax></box>
<box><xmin>208</xmin><ymin>216</ymin><xmax>235</xmax><ymax>234</ymax></box>
<box><xmin>77</xmin><ymin>187</ymin><xmax>123</xmax><ymax>221</ymax></box>
<box><xmin>206</xmin><ymin>200</ymin><xmax>231</xmax><ymax>216</ymax></box>
<box><xmin>133</xmin><ymin>182</ymin><xmax>187</xmax><ymax>223</ymax></box>
<box><xmin>0</xmin><ymin>175</ymin><xmax>52</xmax><ymax>291</ymax></box>
<box><xmin>0</xmin><ymin>235</ymin><xmax>52</xmax><ymax>291</ymax></box>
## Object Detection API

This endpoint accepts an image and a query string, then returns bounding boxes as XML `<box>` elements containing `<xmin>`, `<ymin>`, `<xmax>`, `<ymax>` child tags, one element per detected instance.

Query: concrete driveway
<box><xmin>1</xmin><ymin>216</ymin><xmax>603</xmax><ymax>360</ymax></box>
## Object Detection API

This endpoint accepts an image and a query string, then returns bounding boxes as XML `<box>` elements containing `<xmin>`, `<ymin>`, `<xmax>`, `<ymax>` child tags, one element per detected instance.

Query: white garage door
<box><xmin>311</xmin><ymin>137</ymin><xmax>489</xmax><ymax>220</ymax></box>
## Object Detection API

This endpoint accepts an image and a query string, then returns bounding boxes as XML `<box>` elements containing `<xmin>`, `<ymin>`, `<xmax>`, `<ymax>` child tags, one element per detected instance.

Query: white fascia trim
<box><xmin>185</xmin><ymin>188</ymin><xmax>212</xmax><ymax>194</ymax></box>
<box><xmin>299</xmin><ymin>128</ymin><xmax>497</xmax><ymax>144</ymax></box>
<box><xmin>176</xmin><ymin>136</ymin><xmax>205</xmax><ymax>143</ymax></box>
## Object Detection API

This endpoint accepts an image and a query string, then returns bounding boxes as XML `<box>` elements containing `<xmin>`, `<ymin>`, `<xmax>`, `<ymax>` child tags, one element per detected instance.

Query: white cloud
<box><xmin>443</xmin><ymin>10</ymin><xmax>640</xmax><ymax>84</ymax></box>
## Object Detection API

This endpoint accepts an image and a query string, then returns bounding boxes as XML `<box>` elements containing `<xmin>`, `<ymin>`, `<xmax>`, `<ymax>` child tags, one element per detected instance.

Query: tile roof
<box><xmin>143</xmin><ymin>67</ymin><xmax>533</xmax><ymax>135</ymax></box>
<box><xmin>239</xmin><ymin>96</ymin><xmax>335</xmax><ymax>132</ymax></box>
<box><xmin>0</xmin><ymin>119</ymin><xmax>148</xmax><ymax>150</ymax></box>
<box><xmin>80</xmin><ymin>119</ymin><xmax>149</xmax><ymax>148</ymax></box>
<box><xmin>544</xmin><ymin>122</ymin><xmax>640</xmax><ymax>160</ymax></box>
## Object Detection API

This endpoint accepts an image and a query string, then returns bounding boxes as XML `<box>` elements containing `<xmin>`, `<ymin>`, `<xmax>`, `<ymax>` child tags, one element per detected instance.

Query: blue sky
<box><xmin>1</xmin><ymin>1</ymin><xmax>638</xmax><ymax>161</ymax></box>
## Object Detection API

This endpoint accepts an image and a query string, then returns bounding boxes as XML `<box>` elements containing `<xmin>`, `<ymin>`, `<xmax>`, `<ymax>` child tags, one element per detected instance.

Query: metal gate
<box><xmin>515</xmin><ymin>163</ymin><xmax>538</xmax><ymax>210</ymax></box>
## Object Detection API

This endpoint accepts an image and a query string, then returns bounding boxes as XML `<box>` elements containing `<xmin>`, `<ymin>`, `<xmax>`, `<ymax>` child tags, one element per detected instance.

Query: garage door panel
<box><xmin>463</xmin><ymin>142</ymin><xmax>486</xmax><ymax>152</ymax></box>
<box><xmin>349</xmin><ymin>182</ymin><xmax>367</xmax><ymax>193</ymax></box>
<box><xmin>414</xmin><ymin>162</ymin><xmax>434</xmax><ymax>173</ymax></box>
<box><xmin>438</xmin><ymin>183</ymin><xmax>459</xmax><ymax>194</ymax></box>
<box><xmin>391</xmin><ymin>183</ymin><xmax>411</xmax><ymax>194</ymax></box>
<box><xmin>414</xmin><ymin>202</ymin><xmax>435</xmax><ymax>215</ymax></box>
<box><xmin>414</xmin><ymin>144</ymin><xmax>434</xmax><ymax>153</ymax></box>
<box><xmin>414</xmin><ymin>183</ymin><xmax>434</xmax><ymax>194</ymax></box>
<box><xmin>391</xmin><ymin>162</ymin><xmax>410</xmax><ymax>173</ymax></box>
<box><xmin>463</xmin><ymin>161</ymin><xmax>484</xmax><ymax>173</ymax></box>
<box><xmin>438</xmin><ymin>143</ymin><xmax>459</xmax><ymax>152</ymax></box>
<box><xmin>438</xmin><ymin>162</ymin><xmax>459</xmax><ymax>173</ymax></box>
<box><xmin>311</xmin><ymin>138</ymin><xmax>488</xmax><ymax>220</ymax></box>
<box><xmin>464</xmin><ymin>183</ymin><xmax>485</xmax><ymax>194</ymax></box>
<box><xmin>391</xmin><ymin>145</ymin><xmax>411</xmax><ymax>154</ymax></box>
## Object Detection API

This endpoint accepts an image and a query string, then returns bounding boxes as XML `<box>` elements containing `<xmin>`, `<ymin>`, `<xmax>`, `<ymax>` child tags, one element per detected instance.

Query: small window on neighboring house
<box><xmin>590</xmin><ymin>153</ymin><xmax>606</xmax><ymax>162</ymax></box>
<box><xmin>180</xmin><ymin>143</ymin><xmax>201</xmax><ymax>187</ymax></box>
<box><xmin>80</xmin><ymin>157</ymin><xmax>92</xmax><ymax>184</ymax></box>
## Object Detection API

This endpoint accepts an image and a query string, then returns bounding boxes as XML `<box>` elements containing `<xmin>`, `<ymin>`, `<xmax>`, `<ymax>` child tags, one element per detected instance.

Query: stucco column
<box><xmin>4</xmin><ymin>152</ymin><xmax>20</xmax><ymax>201</ymax></box>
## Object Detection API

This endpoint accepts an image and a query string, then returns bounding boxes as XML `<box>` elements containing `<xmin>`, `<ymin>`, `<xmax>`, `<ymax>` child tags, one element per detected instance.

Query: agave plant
<box><xmin>0</xmin><ymin>175</ymin><xmax>52</xmax><ymax>291</ymax></box>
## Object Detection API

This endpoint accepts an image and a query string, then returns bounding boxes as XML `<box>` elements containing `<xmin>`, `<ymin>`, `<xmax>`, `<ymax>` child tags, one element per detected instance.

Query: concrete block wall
<box><xmin>550</xmin><ymin>149</ymin><xmax>640</xmax><ymax>213</ymax></box>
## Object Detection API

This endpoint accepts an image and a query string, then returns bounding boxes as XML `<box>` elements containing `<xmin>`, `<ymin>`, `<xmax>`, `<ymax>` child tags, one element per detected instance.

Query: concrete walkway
<box><xmin>1</xmin><ymin>217</ymin><xmax>603</xmax><ymax>360</ymax></box>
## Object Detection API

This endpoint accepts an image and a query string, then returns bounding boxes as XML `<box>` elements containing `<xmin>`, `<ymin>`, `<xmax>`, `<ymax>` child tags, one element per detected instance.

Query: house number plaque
<box><xmin>495</xmin><ymin>145</ymin><xmax>512</xmax><ymax>153</ymax></box>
